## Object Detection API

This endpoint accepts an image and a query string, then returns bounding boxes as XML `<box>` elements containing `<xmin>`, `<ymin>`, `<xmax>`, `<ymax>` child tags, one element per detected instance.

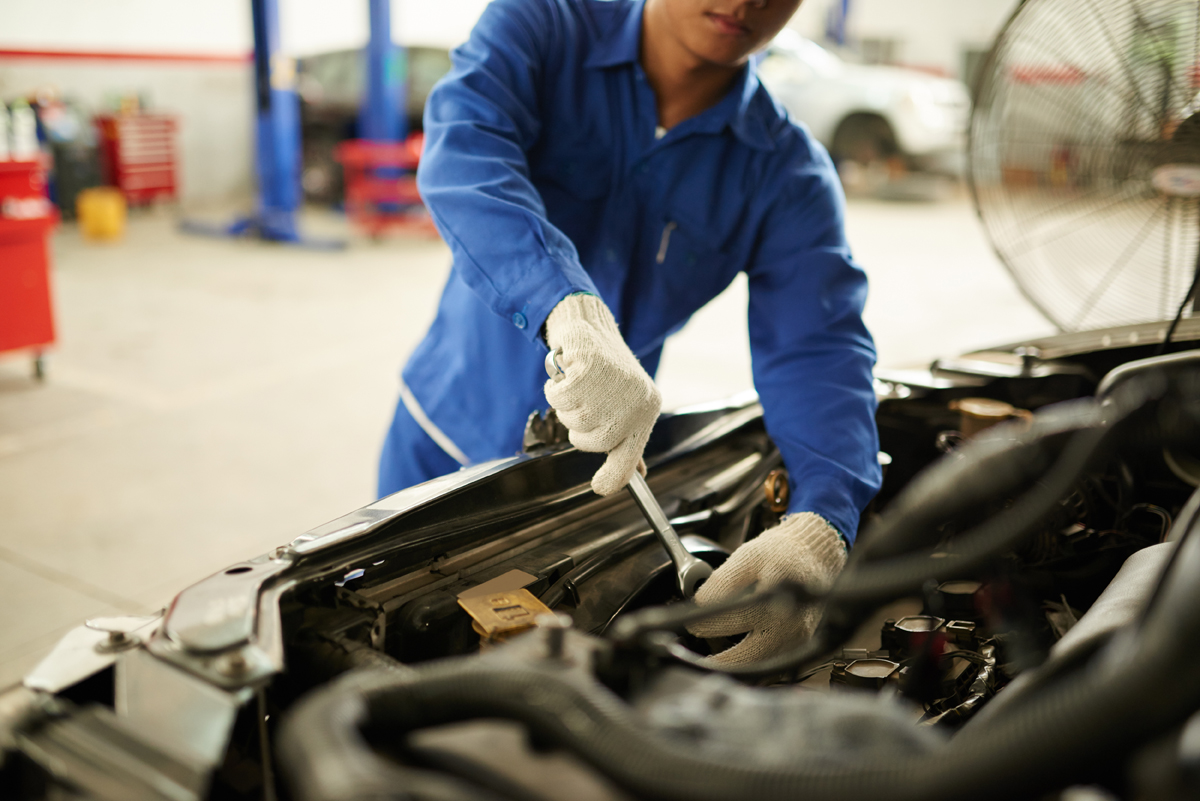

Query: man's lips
<box><xmin>705</xmin><ymin>12</ymin><xmax>751</xmax><ymax>36</ymax></box>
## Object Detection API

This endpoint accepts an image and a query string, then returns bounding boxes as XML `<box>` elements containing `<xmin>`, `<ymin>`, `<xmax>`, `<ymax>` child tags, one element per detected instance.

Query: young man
<box><xmin>379</xmin><ymin>0</ymin><xmax>881</xmax><ymax>665</ymax></box>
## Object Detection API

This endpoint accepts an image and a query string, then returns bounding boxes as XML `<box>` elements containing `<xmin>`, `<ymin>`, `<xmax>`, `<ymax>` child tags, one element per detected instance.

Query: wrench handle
<box><xmin>545</xmin><ymin>347</ymin><xmax>711</xmax><ymax>596</ymax></box>
<box><xmin>627</xmin><ymin>474</ymin><xmax>686</xmax><ymax>561</ymax></box>
<box><xmin>627</xmin><ymin>473</ymin><xmax>713</xmax><ymax>597</ymax></box>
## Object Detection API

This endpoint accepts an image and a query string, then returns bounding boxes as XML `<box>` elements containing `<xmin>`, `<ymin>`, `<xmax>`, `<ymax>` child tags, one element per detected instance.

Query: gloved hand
<box><xmin>543</xmin><ymin>293</ymin><xmax>662</xmax><ymax>496</ymax></box>
<box><xmin>687</xmin><ymin>512</ymin><xmax>847</xmax><ymax>666</ymax></box>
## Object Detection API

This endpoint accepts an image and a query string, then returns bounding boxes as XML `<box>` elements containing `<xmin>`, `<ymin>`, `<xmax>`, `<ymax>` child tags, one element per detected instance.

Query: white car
<box><xmin>759</xmin><ymin>30</ymin><xmax>971</xmax><ymax>176</ymax></box>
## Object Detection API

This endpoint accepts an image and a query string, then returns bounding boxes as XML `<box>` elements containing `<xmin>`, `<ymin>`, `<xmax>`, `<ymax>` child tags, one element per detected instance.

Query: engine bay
<box><xmin>7</xmin><ymin>334</ymin><xmax>1200</xmax><ymax>801</ymax></box>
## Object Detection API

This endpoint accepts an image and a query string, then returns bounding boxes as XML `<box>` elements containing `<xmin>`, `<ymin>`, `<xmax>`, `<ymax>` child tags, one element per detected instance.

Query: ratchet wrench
<box><xmin>546</xmin><ymin>347</ymin><xmax>714</xmax><ymax>597</ymax></box>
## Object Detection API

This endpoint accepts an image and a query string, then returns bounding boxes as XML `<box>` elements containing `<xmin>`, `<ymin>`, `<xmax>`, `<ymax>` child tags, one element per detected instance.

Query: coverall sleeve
<box><xmin>746</xmin><ymin>150</ymin><xmax>882</xmax><ymax>543</ymax></box>
<box><xmin>417</xmin><ymin>0</ymin><xmax>597</xmax><ymax>343</ymax></box>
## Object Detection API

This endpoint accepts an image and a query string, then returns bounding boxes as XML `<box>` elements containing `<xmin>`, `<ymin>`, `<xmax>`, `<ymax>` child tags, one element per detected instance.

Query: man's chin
<box><xmin>685</xmin><ymin>37</ymin><xmax>757</xmax><ymax>69</ymax></box>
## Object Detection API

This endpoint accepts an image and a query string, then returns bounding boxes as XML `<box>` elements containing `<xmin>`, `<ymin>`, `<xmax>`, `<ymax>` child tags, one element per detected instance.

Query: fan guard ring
<box><xmin>970</xmin><ymin>0</ymin><xmax>1200</xmax><ymax>332</ymax></box>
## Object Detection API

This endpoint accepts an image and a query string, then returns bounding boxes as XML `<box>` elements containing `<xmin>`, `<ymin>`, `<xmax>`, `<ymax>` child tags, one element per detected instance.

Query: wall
<box><xmin>789</xmin><ymin>1</ymin><xmax>839</xmax><ymax>41</ymax></box>
<box><xmin>850</xmin><ymin>0</ymin><xmax>1019</xmax><ymax>76</ymax></box>
<box><xmin>1</xmin><ymin>0</ymin><xmax>250</xmax><ymax>55</ymax></box>
<box><xmin>790</xmin><ymin>0</ymin><xmax>1020</xmax><ymax>78</ymax></box>
<box><xmin>0</xmin><ymin>59</ymin><xmax>255</xmax><ymax>206</ymax></box>
<box><xmin>0</xmin><ymin>0</ymin><xmax>492</xmax><ymax>55</ymax></box>
<box><xmin>0</xmin><ymin>0</ymin><xmax>252</xmax><ymax>205</ymax></box>
<box><xmin>0</xmin><ymin>0</ymin><xmax>490</xmax><ymax>206</ymax></box>
<box><xmin>283</xmin><ymin>0</ymin><xmax>493</xmax><ymax>54</ymax></box>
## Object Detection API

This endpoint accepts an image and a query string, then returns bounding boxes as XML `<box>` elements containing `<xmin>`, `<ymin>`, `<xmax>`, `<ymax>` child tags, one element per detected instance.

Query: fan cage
<box><xmin>970</xmin><ymin>0</ymin><xmax>1200</xmax><ymax>332</ymax></box>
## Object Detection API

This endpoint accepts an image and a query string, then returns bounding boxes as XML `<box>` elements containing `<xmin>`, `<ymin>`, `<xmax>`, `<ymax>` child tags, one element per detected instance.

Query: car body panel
<box><xmin>759</xmin><ymin>31</ymin><xmax>970</xmax><ymax>160</ymax></box>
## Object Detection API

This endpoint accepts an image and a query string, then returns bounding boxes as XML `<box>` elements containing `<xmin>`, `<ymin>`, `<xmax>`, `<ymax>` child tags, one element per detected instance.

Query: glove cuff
<box><xmin>545</xmin><ymin>293</ymin><xmax>622</xmax><ymax>347</ymax></box>
<box><xmin>776</xmin><ymin>512</ymin><xmax>847</xmax><ymax>588</ymax></box>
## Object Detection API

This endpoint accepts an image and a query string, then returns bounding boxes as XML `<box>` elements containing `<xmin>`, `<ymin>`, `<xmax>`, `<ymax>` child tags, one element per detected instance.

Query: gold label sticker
<box><xmin>458</xmin><ymin>588</ymin><xmax>552</xmax><ymax>642</ymax></box>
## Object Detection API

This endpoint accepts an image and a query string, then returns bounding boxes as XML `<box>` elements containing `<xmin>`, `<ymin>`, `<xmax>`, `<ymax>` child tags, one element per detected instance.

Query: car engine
<box><xmin>6</xmin><ymin>339</ymin><xmax>1200</xmax><ymax>801</ymax></box>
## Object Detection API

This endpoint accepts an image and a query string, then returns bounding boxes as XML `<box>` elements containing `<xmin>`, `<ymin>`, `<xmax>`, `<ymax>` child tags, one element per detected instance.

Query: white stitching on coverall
<box><xmin>398</xmin><ymin>379</ymin><xmax>472</xmax><ymax>466</ymax></box>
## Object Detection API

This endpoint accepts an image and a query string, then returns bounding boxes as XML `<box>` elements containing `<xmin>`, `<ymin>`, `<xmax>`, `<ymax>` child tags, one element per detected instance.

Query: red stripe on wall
<box><xmin>0</xmin><ymin>48</ymin><xmax>251</xmax><ymax>65</ymax></box>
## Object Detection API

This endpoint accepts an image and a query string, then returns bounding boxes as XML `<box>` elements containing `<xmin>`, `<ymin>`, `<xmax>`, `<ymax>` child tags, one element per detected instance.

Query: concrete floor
<box><xmin>0</xmin><ymin>189</ymin><xmax>1054</xmax><ymax>688</ymax></box>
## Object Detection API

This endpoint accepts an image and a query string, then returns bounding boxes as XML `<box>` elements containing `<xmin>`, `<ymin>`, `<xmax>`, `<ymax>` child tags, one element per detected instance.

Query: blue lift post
<box><xmin>182</xmin><ymin>0</ymin><xmax>343</xmax><ymax>248</ymax></box>
<box><xmin>826</xmin><ymin>0</ymin><xmax>851</xmax><ymax>46</ymax></box>
<box><xmin>352</xmin><ymin>0</ymin><xmax>415</xmax><ymax>227</ymax></box>
<box><xmin>360</xmin><ymin>0</ymin><xmax>406</xmax><ymax>144</ymax></box>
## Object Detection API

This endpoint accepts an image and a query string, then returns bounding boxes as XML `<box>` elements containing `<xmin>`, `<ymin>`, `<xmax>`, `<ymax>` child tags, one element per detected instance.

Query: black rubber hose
<box><xmin>832</xmin><ymin>423</ymin><xmax>1109</xmax><ymax>605</ymax></box>
<box><xmin>942</xmin><ymin>495</ymin><xmax>1200</xmax><ymax>776</ymax></box>
<box><xmin>281</xmin><ymin>505</ymin><xmax>1200</xmax><ymax>801</ymax></box>
<box><xmin>853</xmin><ymin>396</ymin><xmax>1105</xmax><ymax>565</ymax></box>
<box><xmin>831</xmin><ymin>378</ymin><xmax>1175</xmax><ymax>608</ymax></box>
<box><xmin>608</xmin><ymin>580</ymin><xmax>834</xmax><ymax>678</ymax></box>
<box><xmin>609</xmin><ymin>579</ymin><xmax>823</xmax><ymax>644</ymax></box>
<box><xmin>1131</xmin><ymin>483</ymin><xmax>1200</xmax><ymax>621</ymax></box>
<box><xmin>276</xmin><ymin>670</ymin><xmax>507</xmax><ymax>801</ymax></box>
<box><xmin>961</xmin><ymin>483</ymin><xmax>1199</xmax><ymax>734</ymax></box>
<box><xmin>854</xmin><ymin>429</ymin><xmax>1054</xmax><ymax>562</ymax></box>
<box><xmin>854</xmin><ymin>367</ymin><xmax>1174</xmax><ymax>568</ymax></box>
<box><xmin>789</xmin><ymin>391</ymin><xmax>1138</xmax><ymax>673</ymax></box>
<box><xmin>541</xmin><ymin>531</ymin><xmax>656</xmax><ymax>608</ymax></box>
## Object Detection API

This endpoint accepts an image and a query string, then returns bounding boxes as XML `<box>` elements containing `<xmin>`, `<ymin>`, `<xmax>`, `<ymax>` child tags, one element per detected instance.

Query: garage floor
<box><xmin>0</xmin><ymin>190</ymin><xmax>1053</xmax><ymax>687</ymax></box>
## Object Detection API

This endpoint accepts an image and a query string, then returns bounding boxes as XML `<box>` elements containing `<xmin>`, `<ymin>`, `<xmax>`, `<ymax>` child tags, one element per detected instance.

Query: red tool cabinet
<box><xmin>96</xmin><ymin>113</ymin><xmax>178</xmax><ymax>205</ymax></box>
<box><xmin>0</xmin><ymin>160</ymin><xmax>58</xmax><ymax>379</ymax></box>
<box><xmin>335</xmin><ymin>135</ymin><xmax>435</xmax><ymax>237</ymax></box>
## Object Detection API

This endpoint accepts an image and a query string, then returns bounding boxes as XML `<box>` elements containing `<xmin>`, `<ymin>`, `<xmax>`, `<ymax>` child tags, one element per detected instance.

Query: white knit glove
<box><xmin>687</xmin><ymin>512</ymin><xmax>847</xmax><ymax>666</ymax></box>
<box><xmin>543</xmin><ymin>294</ymin><xmax>662</xmax><ymax>496</ymax></box>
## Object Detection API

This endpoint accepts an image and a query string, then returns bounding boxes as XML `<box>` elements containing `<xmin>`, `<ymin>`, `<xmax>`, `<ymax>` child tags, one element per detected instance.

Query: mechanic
<box><xmin>378</xmin><ymin>0</ymin><xmax>881</xmax><ymax>665</ymax></box>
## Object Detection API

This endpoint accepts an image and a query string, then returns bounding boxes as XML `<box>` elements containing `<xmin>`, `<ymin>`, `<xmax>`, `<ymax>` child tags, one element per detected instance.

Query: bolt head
<box><xmin>215</xmin><ymin>651</ymin><xmax>249</xmax><ymax>677</ymax></box>
<box><xmin>535</xmin><ymin>613</ymin><xmax>573</xmax><ymax>660</ymax></box>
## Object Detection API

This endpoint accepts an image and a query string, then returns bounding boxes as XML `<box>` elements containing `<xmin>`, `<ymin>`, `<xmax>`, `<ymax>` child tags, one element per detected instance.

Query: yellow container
<box><xmin>76</xmin><ymin>187</ymin><xmax>126</xmax><ymax>241</ymax></box>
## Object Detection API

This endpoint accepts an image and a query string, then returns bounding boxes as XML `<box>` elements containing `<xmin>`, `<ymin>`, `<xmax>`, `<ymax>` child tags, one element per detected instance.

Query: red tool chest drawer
<box><xmin>96</xmin><ymin>113</ymin><xmax>178</xmax><ymax>205</ymax></box>
<box><xmin>0</xmin><ymin>160</ymin><xmax>58</xmax><ymax>377</ymax></box>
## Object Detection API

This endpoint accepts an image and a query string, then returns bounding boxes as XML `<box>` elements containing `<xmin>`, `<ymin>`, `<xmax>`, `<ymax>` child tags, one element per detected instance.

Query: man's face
<box><xmin>655</xmin><ymin>0</ymin><xmax>805</xmax><ymax>67</ymax></box>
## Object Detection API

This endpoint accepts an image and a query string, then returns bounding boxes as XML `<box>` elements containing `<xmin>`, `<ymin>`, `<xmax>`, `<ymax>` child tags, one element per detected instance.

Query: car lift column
<box><xmin>248</xmin><ymin>0</ymin><xmax>302</xmax><ymax>241</ymax></box>
<box><xmin>360</xmin><ymin>0</ymin><xmax>406</xmax><ymax>145</ymax></box>
<box><xmin>182</xmin><ymin>0</ymin><xmax>342</xmax><ymax>248</ymax></box>
<box><xmin>827</xmin><ymin>0</ymin><xmax>851</xmax><ymax>46</ymax></box>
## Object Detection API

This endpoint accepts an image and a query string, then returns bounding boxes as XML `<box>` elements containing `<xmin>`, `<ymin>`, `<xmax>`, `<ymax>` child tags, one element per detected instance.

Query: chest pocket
<box><xmin>641</xmin><ymin>215</ymin><xmax>740</xmax><ymax>337</ymax></box>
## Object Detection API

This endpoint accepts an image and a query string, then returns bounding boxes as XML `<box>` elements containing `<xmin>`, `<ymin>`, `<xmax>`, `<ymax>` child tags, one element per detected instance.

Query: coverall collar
<box><xmin>586</xmin><ymin>0</ymin><xmax>776</xmax><ymax>152</ymax></box>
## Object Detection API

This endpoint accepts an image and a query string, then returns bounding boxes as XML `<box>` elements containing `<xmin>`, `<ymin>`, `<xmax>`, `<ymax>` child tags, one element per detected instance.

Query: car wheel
<box><xmin>302</xmin><ymin>134</ymin><xmax>345</xmax><ymax>205</ymax></box>
<box><xmin>831</xmin><ymin>114</ymin><xmax>905</xmax><ymax>195</ymax></box>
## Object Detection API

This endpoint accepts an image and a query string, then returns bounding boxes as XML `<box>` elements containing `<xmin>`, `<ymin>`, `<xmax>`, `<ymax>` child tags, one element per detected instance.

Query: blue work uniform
<box><xmin>379</xmin><ymin>0</ymin><xmax>881</xmax><ymax>540</ymax></box>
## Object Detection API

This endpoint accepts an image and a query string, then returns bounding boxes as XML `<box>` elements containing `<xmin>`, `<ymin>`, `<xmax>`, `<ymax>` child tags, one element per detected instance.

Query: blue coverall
<box><xmin>379</xmin><ymin>0</ymin><xmax>881</xmax><ymax>540</ymax></box>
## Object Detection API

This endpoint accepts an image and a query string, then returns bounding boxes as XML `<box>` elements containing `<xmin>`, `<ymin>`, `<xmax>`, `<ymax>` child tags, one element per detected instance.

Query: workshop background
<box><xmin>0</xmin><ymin>0</ymin><xmax>1051</xmax><ymax>687</ymax></box>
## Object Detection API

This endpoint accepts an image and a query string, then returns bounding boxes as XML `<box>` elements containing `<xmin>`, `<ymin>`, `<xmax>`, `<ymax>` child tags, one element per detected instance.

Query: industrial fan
<box><xmin>971</xmin><ymin>0</ymin><xmax>1200</xmax><ymax>336</ymax></box>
